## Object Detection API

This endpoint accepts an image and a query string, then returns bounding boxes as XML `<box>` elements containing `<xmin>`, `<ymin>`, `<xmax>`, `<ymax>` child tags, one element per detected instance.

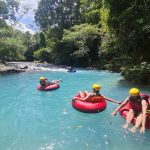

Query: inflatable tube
<box><xmin>72</xmin><ymin>93</ymin><xmax>107</xmax><ymax>113</ymax></box>
<box><xmin>119</xmin><ymin>97</ymin><xmax>150</xmax><ymax>129</ymax></box>
<box><xmin>67</xmin><ymin>69</ymin><xmax>76</xmax><ymax>73</ymax></box>
<box><xmin>37</xmin><ymin>83</ymin><xmax>60</xmax><ymax>91</ymax></box>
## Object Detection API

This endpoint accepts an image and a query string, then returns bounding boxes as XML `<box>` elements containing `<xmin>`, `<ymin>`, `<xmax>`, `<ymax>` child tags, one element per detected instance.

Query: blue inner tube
<box><xmin>67</xmin><ymin>69</ymin><xmax>76</xmax><ymax>73</ymax></box>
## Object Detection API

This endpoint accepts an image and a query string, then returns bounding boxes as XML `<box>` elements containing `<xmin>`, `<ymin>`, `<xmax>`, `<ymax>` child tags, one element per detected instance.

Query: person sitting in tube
<box><xmin>39</xmin><ymin>77</ymin><xmax>47</xmax><ymax>90</ymax></box>
<box><xmin>40</xmin><ymin>77</ymin><xmax>62</xmax><ymax>86</ymax></box>
<box><xmin>67</xmin><ymin>66</ymin><xmax>73</xmax><ymax>72</ymax></box>
<box><xmin>112</xmin><ymin>88</ymin><xmax>149</xmax><ymax>134</ymax></box>
<box><xmin>73</xmin><ymin>84</ymin><xmax>120</xmax><ymax>104</ymax></box>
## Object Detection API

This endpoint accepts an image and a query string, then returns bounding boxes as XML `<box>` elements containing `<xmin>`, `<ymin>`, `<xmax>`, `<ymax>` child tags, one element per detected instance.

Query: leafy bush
<box><xmin>53</xmin><ymin>23</ymin><xmax>100</xmax><ymax>66</ymax></box>
<box><xmin>121</xmin><ymin>62</ymin><xmax>150</xmax><ymax>85</ymax></box>
<box><xmin>0</xmin><ymin>38</ymin><xmax>25</xmax><ymax>62</ymax></box>
<box><xmin>33</xmin><ymin>48</ymin><xmax>52</xmax><ymax>62</ymax></box>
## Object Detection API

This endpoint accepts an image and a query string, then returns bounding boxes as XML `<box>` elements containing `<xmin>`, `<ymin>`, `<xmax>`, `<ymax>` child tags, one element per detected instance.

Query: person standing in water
<box><xmin>112</xmin><ymin>88</ymin><xmax>149</xmax><ymax>134</ymax></box>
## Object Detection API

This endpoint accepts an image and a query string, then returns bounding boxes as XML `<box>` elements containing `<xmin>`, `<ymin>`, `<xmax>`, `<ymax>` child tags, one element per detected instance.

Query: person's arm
<box><xmin>102</xmin><ymin>95</ymin><xmax>121</xmax><ymax>104</ymax></box>
<box><xmin>140</xmin><ymin>100</ymin><xmax>148</xmax><ymax>134</ymax></box>
<box><xmin>112</xmin><ymin>98</ymin><xmax>129</xmax><ymax>116</ymax></box>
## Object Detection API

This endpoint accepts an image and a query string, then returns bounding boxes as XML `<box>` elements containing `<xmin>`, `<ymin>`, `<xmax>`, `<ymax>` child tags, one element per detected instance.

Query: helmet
<box><xmin>39</xmin><ymin>77</ymin><xmax>45</xmax><ymax>80</ymax></box>
<box><xmin>129</xmin><ymin>88</ymin><xmax>140</xmax><ymax>96</ymax></box>
<box><xmin>92</xmin><ymin>84</ymin><xmax>101</xmax><ymax>91</ymax></box>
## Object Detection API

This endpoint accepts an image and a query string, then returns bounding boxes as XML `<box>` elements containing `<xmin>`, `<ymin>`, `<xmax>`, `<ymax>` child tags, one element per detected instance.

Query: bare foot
<box><xmin>129</xmin><ymin>127</ymin><xmax>137</xmax><ymax>133</ymax></box>
<box><xmin>122</xmin><ymin>124</ymin><xmax>129</xmax><ymax>129</ymax></box>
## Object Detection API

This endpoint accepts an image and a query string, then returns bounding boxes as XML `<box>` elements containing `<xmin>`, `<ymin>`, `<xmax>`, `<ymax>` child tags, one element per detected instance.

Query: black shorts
<box><xmin>133</xmin><ymin>109</ymin><xmax>141</xmax><ymax>117</ymax></box>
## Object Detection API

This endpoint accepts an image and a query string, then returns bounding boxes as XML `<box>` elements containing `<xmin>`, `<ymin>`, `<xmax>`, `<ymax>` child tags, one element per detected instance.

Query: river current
<box><xmin>0</xmin><ymin>67</ymin><xmax>150</xmax><ymax>150</ymax></box>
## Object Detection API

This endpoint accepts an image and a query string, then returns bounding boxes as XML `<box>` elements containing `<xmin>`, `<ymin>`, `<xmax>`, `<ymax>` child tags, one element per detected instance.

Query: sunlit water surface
<box><xmin>0</xmin><ymin>69</ymin><xmax>150</xmax><ymax>150</ymax></box>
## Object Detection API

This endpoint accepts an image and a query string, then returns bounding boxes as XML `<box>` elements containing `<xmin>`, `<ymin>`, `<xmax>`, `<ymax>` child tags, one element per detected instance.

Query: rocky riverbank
<box><xmin>0</xmin><ymin>62</ymin><xmax>67</xmax><ymax>74</ymax></box>
<box><xmin>0</xmin><ymin>63</ymin><xmax>27</xmax><ymax>74</ymax></box>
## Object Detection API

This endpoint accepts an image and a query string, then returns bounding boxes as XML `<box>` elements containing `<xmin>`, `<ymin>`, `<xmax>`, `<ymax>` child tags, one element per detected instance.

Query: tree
<box><xmin>0</xmin><ymin>27</ymin><xmax>25</xmax><ymax>62</ymax></box>
<box><xmin>107</xmin><ymin>0</ymin><xmax>150</xmax><ymax>63</ymax></box>
<box><xmin>80</xmin><ymin>0</ymin><xmax>101</xmax><ymax>24</ymax></box>
<box><xmin>33</xmin><ymin>48</ymin><xmax>53</xmax><ymax>62</ymax></box>
<box><xmin>35</xmin><ymin>0</ymin><xmax>81</xmax><ymax>39</ymax></box>
<box><xmin>0</xmin><ymin>0</ymin><xmax>19</xmax><ymax>21</ymax></box>
<box><xmin>52</xmin><ymin>23</ymin><xmax>100</xmax><ymax>66</ymax></box>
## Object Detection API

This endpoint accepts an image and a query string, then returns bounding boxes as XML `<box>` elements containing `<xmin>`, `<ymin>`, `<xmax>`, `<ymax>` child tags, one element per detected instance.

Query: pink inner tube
<box><xmin>72</xmin><ymin>93</ymin><xmax>107</xmax><ymax>113</ymax></box>
<box><xmin>37</xmin><ymin>84</ymin><xmax>60</xmax><ymax>91</ymax></box>
<box><xmin>119</xmin><ymin>97</ymin><xmax>150</xmax><ymax>129</ymax></box>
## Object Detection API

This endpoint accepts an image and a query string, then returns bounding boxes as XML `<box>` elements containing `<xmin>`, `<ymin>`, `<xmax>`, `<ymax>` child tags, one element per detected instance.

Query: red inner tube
<box><xmin>37</xmin><ymin>84</ymin><xmax>60</xmax><ymax>91</ymax></box>
<box><xmin>119</xmin><ymin>97</ymin><xmax>150</xmax><ymax>129</ymax></box>
<box><xmin>72</xmin><ymin>93</ymin><xmax>107</xmax><ymax>113</ymax></box>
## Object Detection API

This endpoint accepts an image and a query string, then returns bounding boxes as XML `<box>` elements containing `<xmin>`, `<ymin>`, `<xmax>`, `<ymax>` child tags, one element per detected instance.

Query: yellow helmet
<box><xmin>92</xmin><ymin>84</ymin><xmax>101</xmax><ymax>91</ymax></box>
<box><xmin>39</xmin><ymin>77</ymin><xmax>45</xmax><ymax>80</ymax></box>
<box><xmin>129</xmin><ymin>88</ymin><xmax>140</xmax><ymax>96</ymax></box>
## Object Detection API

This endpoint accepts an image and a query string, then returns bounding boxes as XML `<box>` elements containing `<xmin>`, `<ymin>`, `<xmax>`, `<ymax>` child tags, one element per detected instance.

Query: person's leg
<box><xmin>77</xmin><ymin>90</ymin><xmax>89</xmax><ymax>97</ymax></box>
<box><xmin>130</xmin><ymin>113</ymin><xmax>142</xmax><ymax>133</ymax></box>
<box><xmin>78</xmin><ymin>91</ymin><xmax>85</xmax><ymax>98</ymax></box>
<box><xmin>84</xmin><ymin>91</ymin><xmax>89</xmax><ymax>97</ymax></box>
<box><xmin>51</xmin><ymin>80</ymin><xmax>56</xmax><ymax>83</ymax></box>
<box><xmin>122</xmin><ymin>109</ymin><xmax>134</xmax><ymax>129</ymax></box>
<box><xmin>52</xmin><ymin>80</ymin><xmax>62</xmax><ymax>84</ymax></box>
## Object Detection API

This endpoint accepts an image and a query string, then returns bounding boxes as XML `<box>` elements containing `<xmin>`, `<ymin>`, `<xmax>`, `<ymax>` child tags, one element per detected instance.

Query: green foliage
<box><xmin>121</xmin><ymin>62</ymin><xmax>150</xmax><ymax>85</ymax></box>
<box><xmin>23</xmin><ymin>32</ymin><xmax>39</xmax><ymax>61</ymax></box>
<box><xmin>52</xmin><ymin>41</ymin><xmax>76</xmax><ymax>65</ymax></box>
<box><xmin>35</xmin><ymin>0</ymin><xmax>81</xmax><ymax>40</ymax></box>
<box><xmin>46</xmin><ymin>39</ymin><xmax>56</xmax><ymax>50</ymax></box>
<box><xmin>52</xmin><ymin>24</ymin><xmax>100</xmax><ymax>66</ymax></box>
<box><xmin>99</xmin><ymin>4</ymin><xmax>116</xmax><ymax>55</ymax></box>
<box><xmin>0</xmin><ymin>25</ymin><xmax>26</xmax><ymax>62</ymax></box>
<box><xmin>80</xmin><ymin>0</ymin><xmax>101</xmax><ymax>24</ymax></box>
<box><xmin>0</xmin><ymin>0</ymin><xmax>19</xmax><ymax>21</ymax></box>
<box><xmin>39</xmin><ymin>32</ymin><xmax>46</xmax><ymax>48</ymax></box>
<box><xmin>0</xmin><ymin>1</ymin><xmax>8</xmax><ymax>19</ymax></box>
<box><xmin>33</xmin><ymin>48</ymin><xmax>53</xmax><ymax>62</ymax></box>
<box><xmin>0</xmin><ymin>38</ymin><xmax>25</xmax><ymax>62</ymax></box>
<box><xmin>107</xmin><ymin>0</ymin><xmax>150</xmax><ymax>61</ymax></box>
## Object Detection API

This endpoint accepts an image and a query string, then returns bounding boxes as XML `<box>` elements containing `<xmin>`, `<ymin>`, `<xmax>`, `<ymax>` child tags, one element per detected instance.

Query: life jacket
<box><xmin>140</xmin><ymin>93</ymin><xmax>149</xmax><ymax>101</ymax></box>
<box><xmin>129</xmin><ymin>93</ymin><xmax>150</xmax><ymax>112</ymax></box>
<box><xmin>86</xmin><ymin>96</ymin><xmax>105</xmax><ymax>103</ymax></box>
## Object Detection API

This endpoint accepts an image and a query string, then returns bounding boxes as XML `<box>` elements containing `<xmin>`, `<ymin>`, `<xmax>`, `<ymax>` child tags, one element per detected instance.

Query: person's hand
<box><xmin>140</xmin><ymin>127</ymin><xmax>145</xmax><ymax>134</ymax></box>
<box><xmin>112</xmin><ymin>111</ymin><xmax>117</xmax><ymax>116</ymax></box>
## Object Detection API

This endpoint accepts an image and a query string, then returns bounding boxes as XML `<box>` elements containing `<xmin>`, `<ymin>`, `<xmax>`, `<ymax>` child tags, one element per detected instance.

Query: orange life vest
<box><xmin>86</xmin><ymin>96</ymin><xmax>105</xmax><ymax>103</ymax></box>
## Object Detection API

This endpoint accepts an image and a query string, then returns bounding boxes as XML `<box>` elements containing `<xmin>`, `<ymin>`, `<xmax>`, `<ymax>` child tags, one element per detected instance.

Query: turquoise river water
<box><xmin>0</xmin><ymin>69</ymin><xmax>150</xmax><ymax>150</ymax></box>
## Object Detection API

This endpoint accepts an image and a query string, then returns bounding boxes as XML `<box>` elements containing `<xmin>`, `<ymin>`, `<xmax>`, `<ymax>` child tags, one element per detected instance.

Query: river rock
<box><xmin>0</xmin><ymin>63</ymin><xmax>26</xmax><ymax>74</ymax></box>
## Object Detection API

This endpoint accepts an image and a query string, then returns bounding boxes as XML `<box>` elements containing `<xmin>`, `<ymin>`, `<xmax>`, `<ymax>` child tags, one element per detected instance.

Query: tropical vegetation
<box><xmin>0</xmin><ymin>0</ymin><xmax>150</xmax><ymax>85</ymax></box>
